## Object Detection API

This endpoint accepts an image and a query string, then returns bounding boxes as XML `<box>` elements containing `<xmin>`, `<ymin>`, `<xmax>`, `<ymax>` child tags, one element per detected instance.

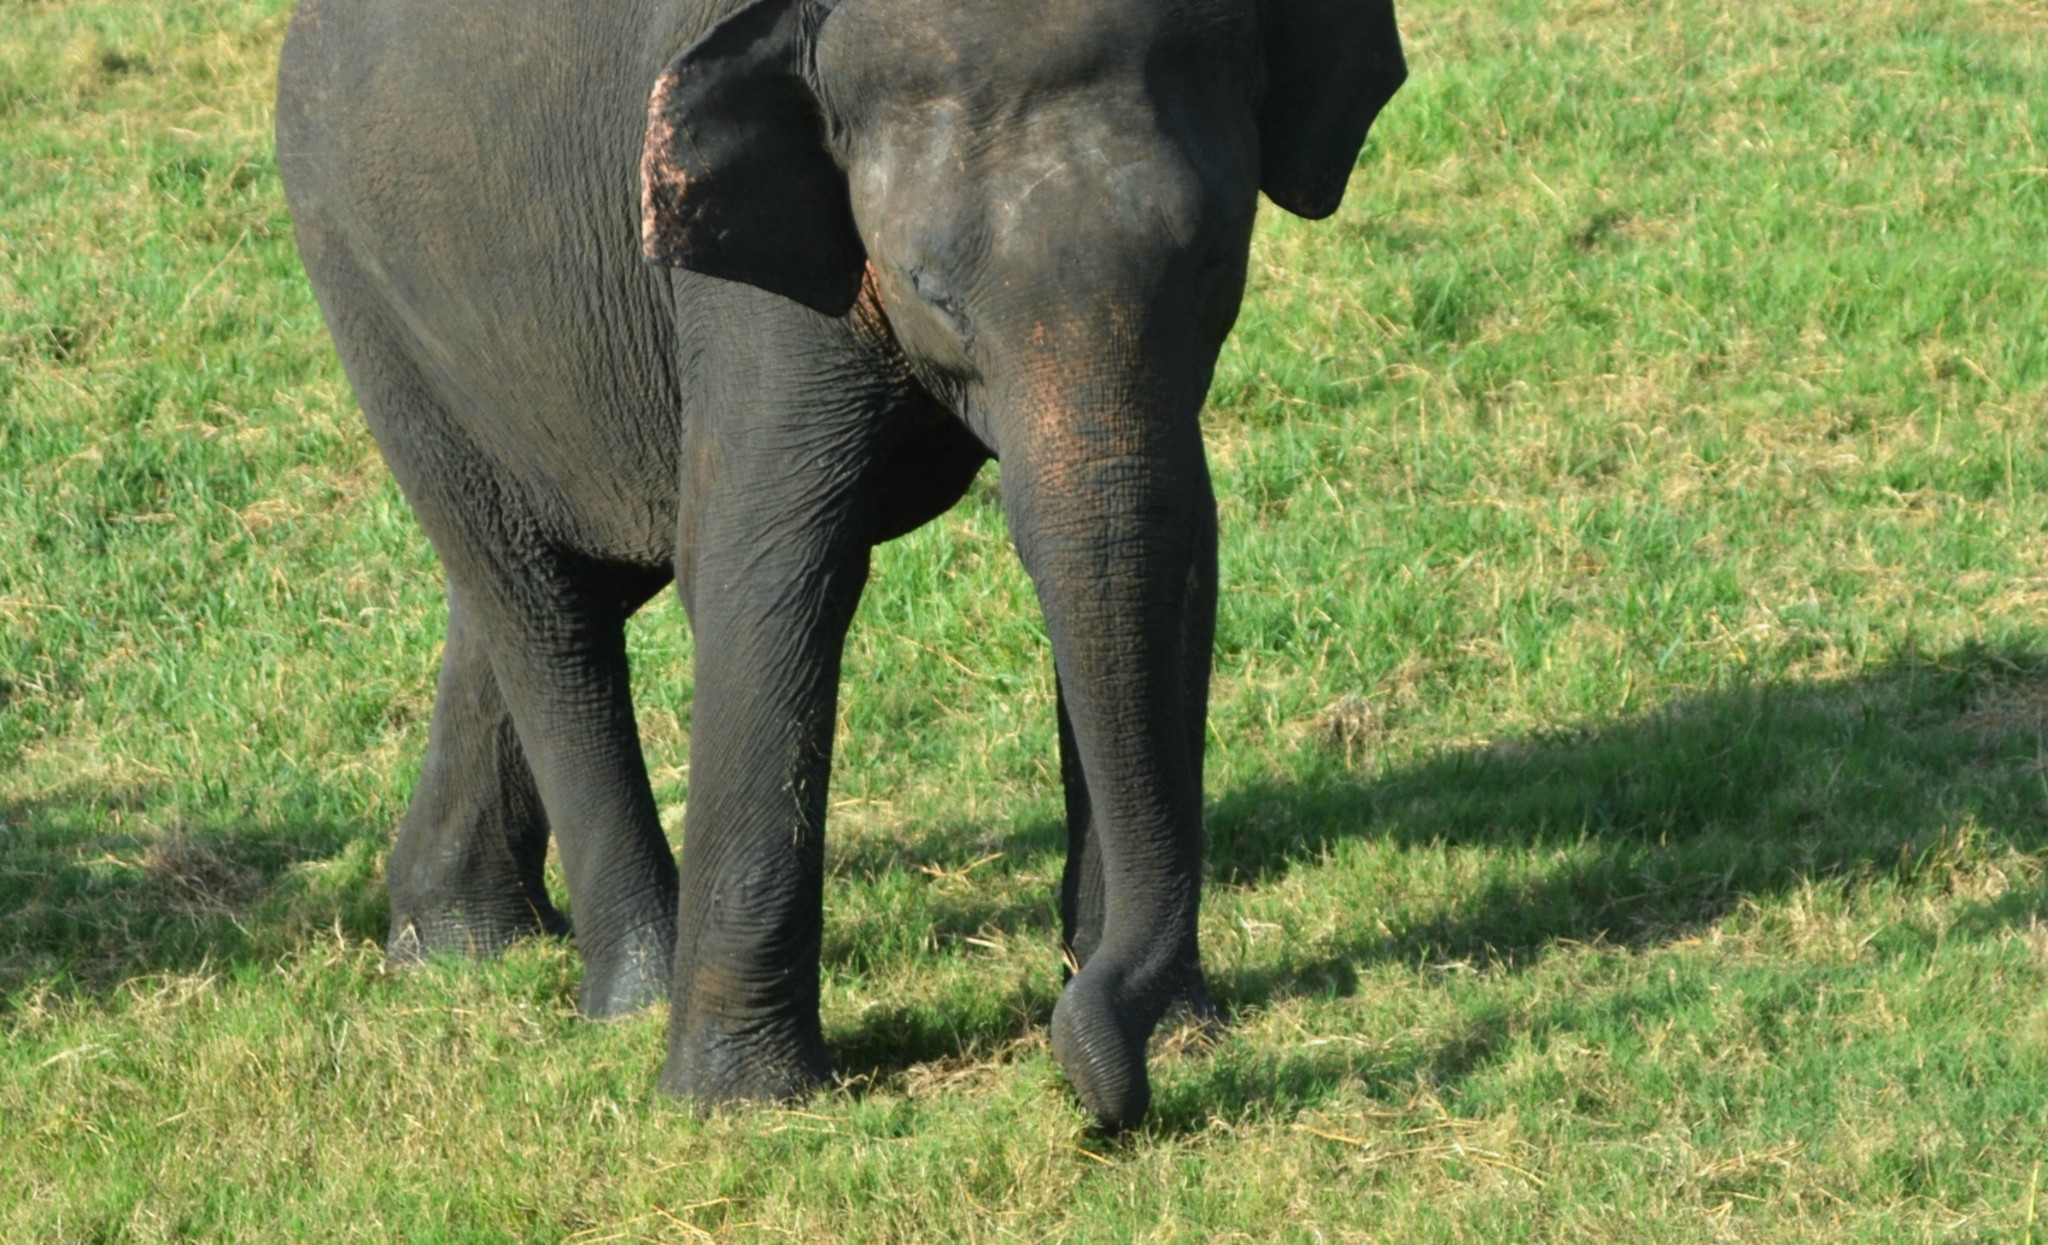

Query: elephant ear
<box><xmin>640</xmin><ymin>0</ymin><xmax>864</xmax><ymax>316</ymax></box>
<box><xmin>1257</xmin><ymin>0</ymin><xmax>1407</xmax><ymax>220</ymax></box>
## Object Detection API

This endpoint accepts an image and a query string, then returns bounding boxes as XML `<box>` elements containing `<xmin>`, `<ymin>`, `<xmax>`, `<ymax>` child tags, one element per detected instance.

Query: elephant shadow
<box><xmin>829</xmin><ymin>642</ymin><xmax>2048</xmax><ymax>1114</ymax></box>
<box><xmin>1206</xmin><ymin>641</ymin><xmax>2047</xmax><ymax>988</ymax></box>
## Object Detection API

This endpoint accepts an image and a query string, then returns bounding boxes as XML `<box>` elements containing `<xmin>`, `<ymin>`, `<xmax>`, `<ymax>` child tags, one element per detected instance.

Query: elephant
<box><xmin>275</xmin><ymin>0</ymin><xmax>1404</xmax><ymax>1129</ymax></box>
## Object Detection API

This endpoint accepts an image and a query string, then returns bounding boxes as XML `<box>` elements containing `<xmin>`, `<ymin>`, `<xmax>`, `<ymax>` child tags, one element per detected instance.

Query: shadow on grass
<box><xmin>820</xmin><ymin>825</ymin><xmax>1065</xmax><ymax>1084</ymax></box>
<box><xmin>830</xmin><ymin>976</ymin><xmax>1057</xmax><ymax>1089</ymax></box>
<box><xmin>9</xmin><ymin>643</ymin><xmax>2043</xmax><ymax>1123</ymax></box>
<box><xmin>1139</xmin><ymin>1005</ymin><xmax>1525</xmax><ymax>1139</ymax></box>
<box><xmin>0</xmin><ymin>787</ymin><xmax>385</xmax><ymax>1007</ymax></box>
<box><xmin>1134</xmin><ymin>642</ymin><xmax>2048</xmax><ymax>1131</ymax></box>
<box><xmin>831</xmin><ymin>642</ymin><xmax>2048</xmax><ymax>1104</ymax></box>
<box><xmin>1207</xmin><ymin>642</ymin><xmax>2046</xmax><ymax>1000</ymax></box>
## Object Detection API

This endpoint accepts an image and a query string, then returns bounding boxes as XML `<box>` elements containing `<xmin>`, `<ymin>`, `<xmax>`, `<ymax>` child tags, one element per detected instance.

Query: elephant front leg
<box><xmin>659</xmin><ymin>494</ymin><xmax>871</xmax><ymax>1107</ymax></box>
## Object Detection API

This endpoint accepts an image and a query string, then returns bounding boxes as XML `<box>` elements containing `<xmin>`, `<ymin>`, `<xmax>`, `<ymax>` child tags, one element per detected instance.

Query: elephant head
<box><xmin>639</xmin><ymin>0</ymin><xmax>1404</xmax><ymax>1128</ymax></box>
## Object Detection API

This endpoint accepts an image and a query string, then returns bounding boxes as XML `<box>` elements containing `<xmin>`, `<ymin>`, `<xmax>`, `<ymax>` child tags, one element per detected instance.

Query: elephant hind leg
<box><xmin>306</xmin><ymin>253</ymin><xmax>678</xmax><ymax>1016</ymax></box>
<box><xmin>387</xmin><ymin>585</ymin><xmax>566</xmax><ymax>963</ymax></box>
<box><xmin>462</xmin><ymin>558</ymin><xmax>678</xmax><ymax>1019</ymax></box>
<box><xmin>300</xmin><ymin>255</ymin><xmax>572</xmax><ymax>969</ymax></box>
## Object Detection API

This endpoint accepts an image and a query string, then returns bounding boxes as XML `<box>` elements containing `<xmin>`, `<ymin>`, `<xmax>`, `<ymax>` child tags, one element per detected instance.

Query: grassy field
<box><xmin>4</xmin><ymin>0</ymin><xmax>2046</xmax><ymax>1239</ymax></box>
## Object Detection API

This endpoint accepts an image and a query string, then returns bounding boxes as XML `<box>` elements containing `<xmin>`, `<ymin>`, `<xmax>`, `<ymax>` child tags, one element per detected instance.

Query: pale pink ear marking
<box><xmin>640</xmin><ymin>74</ymin><xmax>693</xmax><ymax>262</ymax></box>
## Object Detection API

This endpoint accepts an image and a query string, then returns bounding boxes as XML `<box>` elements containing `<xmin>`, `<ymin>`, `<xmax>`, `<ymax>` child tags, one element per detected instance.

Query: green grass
<box><xmin>4</xmin><ymin>0</ymin><xmax>2046</xmax><ymax>1239</ymax></box>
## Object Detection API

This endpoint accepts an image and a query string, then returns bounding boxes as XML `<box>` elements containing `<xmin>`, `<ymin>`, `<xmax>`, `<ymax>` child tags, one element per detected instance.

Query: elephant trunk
<box><xmin>991</xmin><ymin>380</ymin><xmax>1212</xmax><ymax>1129</ymax></box>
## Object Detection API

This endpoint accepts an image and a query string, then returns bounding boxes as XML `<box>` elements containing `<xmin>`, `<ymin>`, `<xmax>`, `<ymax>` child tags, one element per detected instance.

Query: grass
<box><xmin>3</xmin><ymin>0</ymin><xmax>2046</xmax><ymax>1239</ymax></box>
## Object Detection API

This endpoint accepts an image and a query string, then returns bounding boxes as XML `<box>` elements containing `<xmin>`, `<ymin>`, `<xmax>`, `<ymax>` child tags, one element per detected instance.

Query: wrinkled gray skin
<box><xmin>276</xmin><ymin>0</ymin><xmax>1402</xmax><ymax>1128</ymax></box>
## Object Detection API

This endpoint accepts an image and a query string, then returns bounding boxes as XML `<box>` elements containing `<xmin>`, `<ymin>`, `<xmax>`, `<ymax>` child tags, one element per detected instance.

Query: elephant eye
<box><xmin>911</xmin><ymin>267</ymin><xmax>975</xmax><ymax>346</ymax></box>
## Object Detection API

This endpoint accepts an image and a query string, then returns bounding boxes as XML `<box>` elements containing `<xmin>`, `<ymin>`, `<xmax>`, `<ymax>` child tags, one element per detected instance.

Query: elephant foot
<box><xmin>576</xmin><ymin>921</ymin><xmax>675</xmax><ymax>1018</ymax></box>
<box><xmin>659</xmin><ymin>1017</ymin><xmax>835</xmax><ymax>1109</ymax></box>
<box><xmin>386</xmin><ymin>899</ymin><xmax>568</xmax><ymax>966</ymax></box>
